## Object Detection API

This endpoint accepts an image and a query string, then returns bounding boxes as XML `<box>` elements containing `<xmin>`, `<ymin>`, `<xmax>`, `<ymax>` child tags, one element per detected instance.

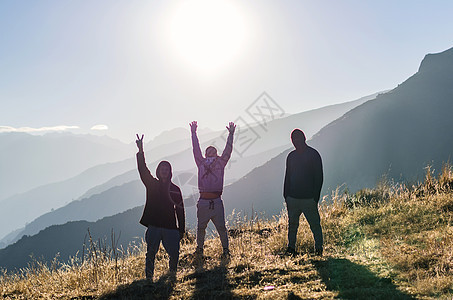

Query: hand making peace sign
<box><xmin>136</xmin><ymin>134</ymin><xmax>144</xmax><ymax>152</ymax></box>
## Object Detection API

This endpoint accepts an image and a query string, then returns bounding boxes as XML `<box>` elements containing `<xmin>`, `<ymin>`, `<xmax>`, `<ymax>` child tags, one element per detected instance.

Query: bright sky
<box><xmin>1</xmin><ymin>0</ymin><xmax>453</xmax><ymax>142</ymax></box>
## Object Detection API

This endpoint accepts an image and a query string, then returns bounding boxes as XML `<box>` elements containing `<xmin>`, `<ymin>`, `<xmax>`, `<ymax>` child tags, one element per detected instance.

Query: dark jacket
<box><xmin>284</xmin><ymin>145</ymin><xmax>323</xmax><ymax>202</ymax></box>
<box><xmin>136</xmin><ymin>152</ymin><xmax>185</xmax><ymax>232</ymax></box>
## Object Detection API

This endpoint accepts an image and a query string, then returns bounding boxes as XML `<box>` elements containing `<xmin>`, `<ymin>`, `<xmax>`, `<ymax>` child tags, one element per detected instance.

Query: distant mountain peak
<box><xmin>418</xmin><ymin>46</ymin><xmax>453</xmax><ymax>74</ymax></box>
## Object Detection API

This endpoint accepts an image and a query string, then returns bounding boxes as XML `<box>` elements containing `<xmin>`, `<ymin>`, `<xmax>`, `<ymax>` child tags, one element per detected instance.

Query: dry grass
<box><xmin>1</xmin><ymin>165</ymin><xmax>452</xmax><ymax>299</ymax></box>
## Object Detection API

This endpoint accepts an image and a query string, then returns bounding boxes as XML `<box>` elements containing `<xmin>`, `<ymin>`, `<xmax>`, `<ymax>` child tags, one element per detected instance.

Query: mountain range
<box><xmin>0</xmin><ymin>127</ymin><xmax>230</xmax><ymax>241</ymax></box>
<box><xmin>311</xmin><ymin>46</ymin><xmax>453</xmax><ymax>192</ymax></box>
<box><xmin>3</xmin><ymin>45</ymin><xmax>452</xmax><ymax>271</ymax></box>
<box><xmin>0</xmin><ymin>95</ymin><xmax>371</xmax><ymax>247</ymax></box>
<box><xmin>0</xmin><ymin>206</ymin><xmax>144</xmax><ymax>271</ymax></box>
<box><xmin>225</xmin><ymin>46</ymin><xmax>453</xmax><ymax>216</ymax></box>
<box><xmin>222</xmin><ymin>47</ymin><xmax>453</xmax><ymax>217</ymax></box>
<box><xmin>0</xmin><ymin>132</ymin><xmax>133</xmax><ymax>201</ymax></box>
<box><xmin>2</xmin><ymin>145</ymin><xmax>290</xmax><ymax>247</ymax></box>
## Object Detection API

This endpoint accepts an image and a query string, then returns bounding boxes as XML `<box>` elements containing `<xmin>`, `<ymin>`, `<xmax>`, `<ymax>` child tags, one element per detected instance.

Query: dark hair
<box><xmin>291</xmin><ymin>129</ymin><xmax>306</xmax><ymax>143</ymax></box>
<box><xmin>205</xmin><ymin>146</ymin><xmax>217</xmax><ymax>154</ymax></box>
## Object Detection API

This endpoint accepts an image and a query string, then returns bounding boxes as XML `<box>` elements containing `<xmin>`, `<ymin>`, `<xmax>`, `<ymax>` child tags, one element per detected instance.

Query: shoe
<box><xmin>315</xmin><ymin>248</ymin><xmax>323</xmax><ymax>257</ymax></box>
<box><xmin>167</xmin><ymin>270</ymin><xmax>177</xmax><ymax>282</ymax></box>
<box><xmin>194</xmin><ymin>247</ymin><xmax>203</xmax><ymax>259</ymax></box>
<box><xmin>285</xmin><ymin>247</ymin><xmax>296</xmax><ymax>256</ymax></box>
<box><xmin>221</xmin><ymin>248</ymin><xmax>230</xmax><ymax>259</ymax></box>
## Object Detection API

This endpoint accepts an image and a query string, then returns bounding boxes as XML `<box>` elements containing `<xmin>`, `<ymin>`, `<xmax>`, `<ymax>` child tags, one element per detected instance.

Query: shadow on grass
<box><xmin>187</xmin><ymin>258</ymin><xmax>235</xmax><ymax>300</ymax></box>
<box><xmin>99</xmin><ymin>272</ymin><xmax>176</xmax><ymax>300</ymax></box>
<box><xmin>314</xmin><ymin>258</ymin><xmax>414</xmax><ymax>300</ymax></box>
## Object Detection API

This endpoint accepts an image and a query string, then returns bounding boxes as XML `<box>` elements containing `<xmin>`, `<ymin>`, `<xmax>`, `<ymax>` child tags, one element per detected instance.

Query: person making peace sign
<box><xmin>136</xmin><ymin>134</ymin><xmax>185</xmax><ymax>280</ymax></box>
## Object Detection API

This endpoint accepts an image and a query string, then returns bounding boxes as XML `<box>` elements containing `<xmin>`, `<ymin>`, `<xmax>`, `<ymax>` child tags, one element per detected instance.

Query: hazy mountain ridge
<box><xmin>0</xmin><ymin>159</ymin><xmax>135</xmax><ymax>240</ymax></box>
<box><xmin>0</xmin><ymin>206</ymin><xmax>145</xmax><ymax>271</ymax></box>
<box><xmin>78</xmin><ymin>95</ymin><xmax>373</xmax><ymax>202</ymax></box>
<box><xmin>2</xmin><ymin>181</ymin><xmax>144</xmax><ymax>247</ymax></box>
<box><xmin>0</xmin><ymin>132</ymin><xmax>133</xmax><ymax>201</ymax></box>
<box><xmin>0</xmin><ymin>96</ymin><xmax>371</xmax><ymax>248</ymax></box>
<box><xmin>229</xmin><ymin>46</ymin><xmax>453</xmax><ymax>213</ymax></box>
<box><xmin>310</xmin><ymin>46</ymin><xmax>453</xmax><ymax>192</ymax></box>
<box><xmin>0</xmin><ymin>132</ymin><xmax>210</xmax><ymax>241</ymax></box>
<box><xmin>210</xmin><ymin>47</ymin><xmax>453</xmax><ymax>220</ymax></box>
<box><xmin>2</xmin><ymin>144</ymin><xmax>289</xmax><ymax>248</ymax></box>
<box><xmin>222</xmin><ymin>149</ymin><xmax>290</xmax><ymax>218</ymax></box>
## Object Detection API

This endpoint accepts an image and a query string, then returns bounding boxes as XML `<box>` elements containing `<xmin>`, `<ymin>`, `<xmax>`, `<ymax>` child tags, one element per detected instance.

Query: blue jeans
<box><xmin>285</xmin><ymin>196</ymin><xmax>323</xmax><ymax>251</ymax></box>
<box><xmin>145</xmin><ymin>226</ymin><xmax>180</xmax><ymax>278</ymax></box>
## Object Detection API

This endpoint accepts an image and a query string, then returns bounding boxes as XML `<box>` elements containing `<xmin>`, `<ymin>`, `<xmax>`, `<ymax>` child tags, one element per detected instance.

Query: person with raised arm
<box><xmin>135</xmin><ymin>134</ymin><xmax>185</xmax><ymax>280</ymax></box>
<box><xmin>189</xmin><ymin>121</ymin><xmax>235</xmax><ymax>259</ymax></box>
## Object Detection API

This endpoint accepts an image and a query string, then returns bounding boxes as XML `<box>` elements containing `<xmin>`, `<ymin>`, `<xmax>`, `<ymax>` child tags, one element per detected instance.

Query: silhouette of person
<box><xmin>284</xmin><ymin>129</ymin><xmax>323</xmax><ymax>256</ymax></box>
<box><xmin>135</xmin><ymin>134</ymin><xmax>185</xmax><ymax>280</ymax></box>
<box><xmin>189</xmin><ymin>121</ymin><xmax>236</xmax><ymax>258</ymax></box>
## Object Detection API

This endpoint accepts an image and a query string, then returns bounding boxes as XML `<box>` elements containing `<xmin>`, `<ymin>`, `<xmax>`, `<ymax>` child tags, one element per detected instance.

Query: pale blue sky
<box><xmin>1</xmin><ymin>0</ymin><xmax>452</xmax><ymax>142</ymax></box>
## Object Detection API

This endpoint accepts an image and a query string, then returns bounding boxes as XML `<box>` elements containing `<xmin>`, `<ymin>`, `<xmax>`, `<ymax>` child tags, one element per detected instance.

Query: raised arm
<box><xmin>136</xmin><ymin>134</ymin><xmax>155</xmax><ymax>187</ymax></box>
<box><xmin>220</xmin><ymin>122</ymin><xmax>235</xmax><ymax>163</ymax></box>
<box><xmin>190</xmin><ymin>121</ymin><xmax>203</xmax><ymax>166</ymax></box>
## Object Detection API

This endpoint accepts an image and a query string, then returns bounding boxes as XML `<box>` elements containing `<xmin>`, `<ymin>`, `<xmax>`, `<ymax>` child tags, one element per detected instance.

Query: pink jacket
<box><xmin>191</xmin><ymin>132</ymin><xmax>233</xmax><ymax>193</ymax></box>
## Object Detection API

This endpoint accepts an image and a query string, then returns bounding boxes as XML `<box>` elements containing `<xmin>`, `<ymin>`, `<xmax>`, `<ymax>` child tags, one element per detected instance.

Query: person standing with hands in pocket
<box><xmin>136</xmin><ymin>134</ymin><xmax>185</xmax><ymax>280</ymax></box>
<box><xmin>284</xmin><ymin>129</ymin><xmax>324</xmax><ymax>256</ymax></box>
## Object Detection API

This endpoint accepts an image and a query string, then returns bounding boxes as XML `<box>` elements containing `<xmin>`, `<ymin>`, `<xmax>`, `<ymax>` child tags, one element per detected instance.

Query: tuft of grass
<box><xmin>1</xmin><ymin>164</ymin><xmax>452</xmax><ymax>299</ymax></box>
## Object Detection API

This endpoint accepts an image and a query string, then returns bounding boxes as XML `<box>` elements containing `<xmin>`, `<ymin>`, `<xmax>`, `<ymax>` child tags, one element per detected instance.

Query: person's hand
<box><xmin>189</xmin><ymin>121</ymin><xmax>198</xmax><ymax>133</ymax></box>
<box><xmin>136</xmin><ymin>134</ymin><xmax>144</xmax><ymax>152</ymax></box>
<box><xmin>226</xmin><ymin>122</ymin><xmax>236</xmax><ymax>134</ymax></box>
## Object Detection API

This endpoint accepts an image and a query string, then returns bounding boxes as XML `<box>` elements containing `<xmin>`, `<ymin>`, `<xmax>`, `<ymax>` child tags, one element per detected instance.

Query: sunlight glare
<box><xmin>164</xmin><ymin>0</ymin><xmax>250</xmax><ymax>76</ymax></box>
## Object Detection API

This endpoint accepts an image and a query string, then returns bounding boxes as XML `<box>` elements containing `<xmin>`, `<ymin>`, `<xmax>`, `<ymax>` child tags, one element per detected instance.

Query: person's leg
<box><xmin>145</xmin><ymin>226</ymin><xmax>162</xmax><ymax>279</ymax></box>
<box><xmin>286</xmin><ymin>196</ymin><xmax>303</xmax><ymax>250</ymax></box>
<box><xmin>196</xmin><ymin>199</ymin><xmax>212</xmax><ymax>253</ymax></box>
<box><xmin>161</xmin><ymin>228</ymin><xmax>181</xmax><ymax>272</ymax></box>
<box><xmin>211</xmin><ymin>198</ymin><xmax>229</xmax><ymax>251</ymax></box>
<box><xmin>300</xmin><ymin>199</ymin><xmax>323</xmax><ymax>253</ymax></box>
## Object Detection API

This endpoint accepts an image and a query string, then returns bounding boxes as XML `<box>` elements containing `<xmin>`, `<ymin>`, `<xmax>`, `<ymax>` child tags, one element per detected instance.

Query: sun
<box><xmin>163</xmin><ymin>0</ymin><xmax>250</xmax><ymax>76</ymax></box>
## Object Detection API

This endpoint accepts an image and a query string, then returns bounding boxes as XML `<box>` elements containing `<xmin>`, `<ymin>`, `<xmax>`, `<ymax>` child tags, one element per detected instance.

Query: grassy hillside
<box><xmin>0</xmin><ymin>206</ymin><xmax>145</xmax><ymax>271</ymax></box>
<box><xmin>1</xmin><ymin>166</ymin><xmax>452</xmax><ymax>299</ymax></box>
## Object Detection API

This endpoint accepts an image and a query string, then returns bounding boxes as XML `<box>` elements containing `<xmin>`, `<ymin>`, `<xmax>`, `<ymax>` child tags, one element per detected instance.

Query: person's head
<box><xmin>291</xmin><ymin>129</ymin><xmax>306</xmax><ymax>149</ymax></box>
<box><xmin>205</xmin><ymin>146</ymin><xmax>218</xmax><ymax>158</ymax></box>
<box><xmin>156</xmin><ymin>161</ymin><xmax>172</xmax><ymax>182</ymax></box>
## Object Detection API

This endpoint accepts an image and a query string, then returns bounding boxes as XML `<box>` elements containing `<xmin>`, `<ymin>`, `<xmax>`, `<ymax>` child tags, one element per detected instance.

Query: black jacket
<box><xmin>136</xmin><ymin>152</ymin><xmax>185</xmax><ymax>232</ymax></box>
<box><xmin>284</xmin><ymin>145</ymin><xmax>323</xmax><ymax>202</ymax></box>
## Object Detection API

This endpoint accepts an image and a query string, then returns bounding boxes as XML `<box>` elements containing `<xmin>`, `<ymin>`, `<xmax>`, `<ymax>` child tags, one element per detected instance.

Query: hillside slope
<box><xmin>220</xmin><ymin>46</ymin><xmax>453</xmax><ymax>216</ymax></box>
<box><xmin>1</xmin><ymin>166</ymin><xmax>451</xmax><ymax>299</ymax></box>
<box><xmin>0</xmin><ymin>207</ymin><xmax>144</xmax><ymax>271</ymax></box>
<box><xmin>311</xmin><ymin>47</ymin><xmax>453</xmax><ymax>192</ymax></box>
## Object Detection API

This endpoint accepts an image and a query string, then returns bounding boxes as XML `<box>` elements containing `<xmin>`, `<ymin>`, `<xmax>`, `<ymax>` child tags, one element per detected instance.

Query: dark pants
<box><xmin>145</xmin><ymin>225</ymin><xmax>180</xmax><ymax>279</ymax></box>
<box><xmin>285</xmin><ymin>196</ymin><xmax>323</xmax><ymax>251</ymax></box>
